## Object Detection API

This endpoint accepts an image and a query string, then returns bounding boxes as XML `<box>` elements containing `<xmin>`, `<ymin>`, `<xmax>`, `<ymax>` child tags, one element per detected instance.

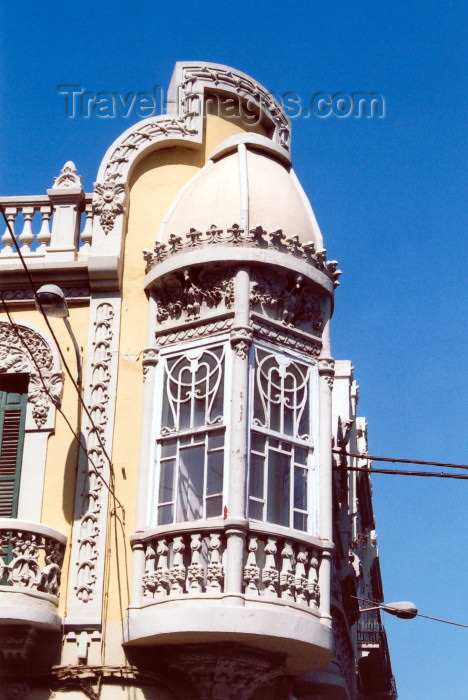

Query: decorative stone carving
<box><xmin>243</xmin><ymin>536</ymin><xmax>260</xmax><ymax>595</ymax></box>
<box><xmin>230</xmin><ymin>325</ymin><xmax>253</xmax><ymax>360</ymax></box>
<box><xmin>252</xmin><ymin>318</ymin><xmax>322</xmax><ymax>357</ymax></box>
<box><xmin>169</xmin><ymin>536</ymin><xmax>186</xmax><ymax>594</ymax></box>
<box><xmin>187</xmin><ymin>533</ymin><xmax>204</xmax><ymax>594</ymax></box>
<box><xmin>163</xmin><ymin>642</ymin><xmax>286</xmax><ymax>700</ymax></box>
<box><xmin>318</xmin><ymin>357</ymin><xmax>335</xmax><ymax>390</ymax></box>
<box><xmin>51</xmin><ymin>160</ymin><xmax>82</xmax><ymax>189</ymax></box>
<box><xmin>280</xmin><ymin>541</ymin><xmax>295</xmax><ymax>601</ymax></box>
<box><xmin>262</xmin><ymin>537</ymin><xmax>279</xmax><ymax>598</ymax></box>
<box><xmin>74</xmin><ymin>302</ymin><xmax>115</xmax><ymax>604</ymax></box>
<box><xmin>155</xmin><ymin>317</ymin><xmax>234</xmax><ymax>349</ymax></box>
<box><xmin>104</xmin><ymin>117</ymin><xmax>197</xmax><ymax>182</ymax></box>
<box><xmin>0</xmin><ymin>526</ymin><xmax>65</xmax><ymax>596</ymax></box>
<box><xmin>251</xmin><ymin>270</ymin><xmax>324</xmax><ymax>332</ymax></box>
<box><xmin>181</xmin><ymin>63</ymin><xmax>291</xmax><ymax>149</ymax></box>
<box><xmin>143</xmin><ymin>223</ymin><xmax>341</xmax><ymax>287</ymax></box>
<box><xmin>154</xmin><ymin>268</ymin><xmax>234</xmax><ymax>324</ymax></box>
<box><xmin>93</xmin><ymin>178</ymin><xmax>127</xmax><ymax>233</ymax></box>
<box><xmin>0</xmin><ymin>321</ymin><xmax>63</xmax><ymax>428</ymax></box>
<box><xmin>206</xmin><ymin>533</ymin><xmax>224</xmax><ymax>592</ymax></box>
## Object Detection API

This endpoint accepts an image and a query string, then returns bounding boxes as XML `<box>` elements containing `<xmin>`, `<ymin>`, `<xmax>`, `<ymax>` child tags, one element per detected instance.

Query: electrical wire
<box><xmin>334</xmin><ymin>464</ymin><xmax>468</xmax><ymax>479</ymax></box>
<box><xmin>352</xmin><ymin>595</ymin><xmax>468</xmax><ymax>629</ymax></box>
<box><xmin>333</xmin><ymin>449</ymin><xmax>468</xmax><ymax>471</ymax></box>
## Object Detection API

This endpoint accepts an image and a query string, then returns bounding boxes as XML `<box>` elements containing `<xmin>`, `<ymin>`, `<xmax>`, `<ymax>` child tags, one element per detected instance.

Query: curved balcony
<box><xmin>0</xmin><ymin>519</ymin><xmax>66</xmax><ymax>631</ymax></box>
<box><xmin>126</xmin><ymin>519</ymin><xmax>333</xmax><ymax>674</ymax></box>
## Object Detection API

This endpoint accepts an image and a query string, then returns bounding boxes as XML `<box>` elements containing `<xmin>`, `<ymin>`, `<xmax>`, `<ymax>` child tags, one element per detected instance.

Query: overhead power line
<box><xmin>334</xmin><ymin>464</ymin><xmax>468</xmax><ymax>480</ymax></box>
<box><xmin>333</xmin><ymin>449</ymin><xmax>468</xmax><ymax>471</ymax></box>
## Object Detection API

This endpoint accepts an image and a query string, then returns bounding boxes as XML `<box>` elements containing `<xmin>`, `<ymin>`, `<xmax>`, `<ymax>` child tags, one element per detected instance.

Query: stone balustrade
<box><xmin>0</xmin><ymin>193</ymin><xmax>93</xmax><ymax>257</ymax></box>
<box><xmin>132</xmin><ymin>520</ymin><xmax>327</xmax><ymax>612</ymax></box>
<box><xmin>0</xmin><ymin>519</ymin><xmax>66</xmax><ymax>598</ymax></box>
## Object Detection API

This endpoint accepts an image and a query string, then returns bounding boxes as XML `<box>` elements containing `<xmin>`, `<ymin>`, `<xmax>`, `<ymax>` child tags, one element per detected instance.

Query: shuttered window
<box><xmin>0</xmin><ymin>374</ymin><xmax>28</xmax><ymax>518</ymax></box>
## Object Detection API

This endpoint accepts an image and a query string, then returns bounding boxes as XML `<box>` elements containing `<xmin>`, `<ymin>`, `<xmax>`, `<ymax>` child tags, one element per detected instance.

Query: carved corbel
<box><xmin>230</xmin><ymin>326</ymin><xmax>253</xmax><ymax>360</ymax></box>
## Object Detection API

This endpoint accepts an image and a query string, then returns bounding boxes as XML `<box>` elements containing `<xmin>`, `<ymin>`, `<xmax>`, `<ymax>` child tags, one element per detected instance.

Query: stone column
<box><xmin>317</xmin><ymin>299</ymin><xmax>334</xmax><ymax>625</ymax></box>
<box><xmin>225</xmin><ymin>266</ymin><xmax>252</xmax><ymax>595</ymax></box>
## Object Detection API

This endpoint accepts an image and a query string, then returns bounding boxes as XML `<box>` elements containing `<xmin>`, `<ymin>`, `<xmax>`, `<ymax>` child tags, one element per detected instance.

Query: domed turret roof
<box><xmin>158</xmin><ymin>133</ymin><xmax>324</xmax><ymax>249</ymax></box>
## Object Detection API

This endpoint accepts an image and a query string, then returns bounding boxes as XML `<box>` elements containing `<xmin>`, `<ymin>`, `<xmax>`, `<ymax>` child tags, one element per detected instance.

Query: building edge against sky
<box><xmin>0</xmin><ymin>62</ymin><xmax>395</xmax><ymax>700</ymax></box>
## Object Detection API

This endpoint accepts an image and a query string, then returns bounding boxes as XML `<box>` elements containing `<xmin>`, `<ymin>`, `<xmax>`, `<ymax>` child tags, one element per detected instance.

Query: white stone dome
<box><xmin>158</xmin><ymin>133</ymin><xmax>324</xmax><ymax>249</ymax></box>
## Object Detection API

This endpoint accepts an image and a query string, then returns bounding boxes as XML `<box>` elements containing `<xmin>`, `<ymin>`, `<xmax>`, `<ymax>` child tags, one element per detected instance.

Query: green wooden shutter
<box><xmin>0</xmin><ymin>374</ymin><xmax>28</xmax><ymax>518</ymax></box>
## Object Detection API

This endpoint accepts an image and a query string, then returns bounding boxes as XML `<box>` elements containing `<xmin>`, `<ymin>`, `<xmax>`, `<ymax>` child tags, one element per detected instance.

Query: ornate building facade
<box><xmin>0</xmin><ymin>62</ymin><xmax>395</xmax><ymax>699</ymax></box>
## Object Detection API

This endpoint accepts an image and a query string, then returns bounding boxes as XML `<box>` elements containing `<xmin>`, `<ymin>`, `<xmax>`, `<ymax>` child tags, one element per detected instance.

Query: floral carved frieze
<box><xmin>143</xmin><ymin>225</ymin><xmax>342</xmax><ymax>288</ymax></box>
<box><xmin>0</xmin><ymin>322</ymin><xmax>63</xmax><ymax>428</ymax></box>
<box><xmin>250</xmin><ymin>270</ymin><xmax>324</xmax><ymax>333</ymax></box>
<box><xmin>154</xmin><ymin>268</ymin><xmax>235</xmax><ymax>324</ymax></box>
<box><xmin>103</xmin><ymin>117</ymin><xmax>197</xmax><ymax>182</ymax></box>
<box><xmin>93</xmin><ymin>179</ymin><xmax>127</xmax><ymax>234</ymax></box>
<box><xmin>180</xmin><ymin>64</ymin><xmax>291</xmax><ymax>150</ymax></box>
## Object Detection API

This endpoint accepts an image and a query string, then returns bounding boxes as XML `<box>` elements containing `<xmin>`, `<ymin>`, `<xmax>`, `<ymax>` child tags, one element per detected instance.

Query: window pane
<box><xmin>207</xmin><ymin>450</ymin><xmax>223</xmax><ymax>495</ymax></box>
<box><xmin>293</xmin><ymin>511</ymin><xmax>307</xmax><ymax>532</ymax></box>
<box><xmin>177</xmin><ymin>444</ymin><xmax>204</xmax><ymax>521</ymax></box>
<box><xmin>295</xmin><ymin>447</ymin><xmax>308</xmax><ymax>465</ymax></box>
<box><xmin>161</xmin><ymin>439</ymin><xmax>177</xmax><ymax>458</ymax></box>
<box><xmin>249</xmin><ymin>452</ymin><xmax>264</xmax><ymax>499</ymax></box>
<box><xmin>251</xmin><ymin>432</ymin><xmax>265</xmax><ymax>453</ymax></box>
<box><xmin>294</xmin><ymin>467</ymin><xmax>307</xmax><ymax>510</ymax></box>
<box><xmin>158</xmin><ymin>503</ymin><xmax>173</xmax><ymax>525</ymax></box>
<box><xmin>206</xmin><ymin>495</ymin><xmax>222</xmax><ymax>518</ymax></box>
<box><xmin>208</xmin><ymin>431</ymin><xmax>224</xmax><ymax>449</ymax></box>
<box><xmin>267</xmin><ymin>449</ymin><xmax>290</xmax><ymax>527</ymax></box>
<box><xmin>249</xmin><ymin>499</ymin><xmax>264</xmax><ymax>521</ymax></box>
<box><xmin>159</xmin><ymin>459</ymin><xmax>175</xmax><ymax>503</ymax></box>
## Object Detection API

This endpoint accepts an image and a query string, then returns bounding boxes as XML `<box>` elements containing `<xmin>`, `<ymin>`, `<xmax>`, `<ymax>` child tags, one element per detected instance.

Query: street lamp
<box><xmin>360</xmin><ymin>601</ymin><xmax>418</xmax><ymax>620</ymax></box>
<box><xmin>35</xmin><ymin>284</ymin><xmax>82</xmax><ymax>386</ymax></box>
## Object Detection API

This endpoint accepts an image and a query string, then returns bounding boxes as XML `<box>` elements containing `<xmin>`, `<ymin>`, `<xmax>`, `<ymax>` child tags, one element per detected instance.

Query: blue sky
<box><xmin>1</xmin><ymin>2</ymin><xmax>467</xmax><ymax>697</ymax></box>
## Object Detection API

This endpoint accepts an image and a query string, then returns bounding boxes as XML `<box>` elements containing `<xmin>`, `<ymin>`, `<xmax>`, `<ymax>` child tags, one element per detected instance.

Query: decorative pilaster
<box><xmin>65</xmin><ymin>294</ymin><xmax>121</xmax><ymax>628</ymax></box>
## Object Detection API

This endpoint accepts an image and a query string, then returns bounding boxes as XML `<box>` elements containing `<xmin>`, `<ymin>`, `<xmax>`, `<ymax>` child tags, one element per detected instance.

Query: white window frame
<box><xmin>247</xmin><ymin>341</ymin><xmax>319</xmax><ymax>535</ymax></box>
<box><xmin>147</xmin><ymin>335</ymin><xmax>232</xmax><ymax>529</ymax></box>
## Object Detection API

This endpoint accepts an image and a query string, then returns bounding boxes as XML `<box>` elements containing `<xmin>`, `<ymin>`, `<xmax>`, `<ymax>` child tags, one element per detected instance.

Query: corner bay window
<box><xmin>151</xmin><ymin>341</ymin><xmax>316</xmax><ymax>532</ymax></box>
<box><xmin>154</xmin><ymin>344</ymin><xmax>226</xmax><ymax>526</ymax></box>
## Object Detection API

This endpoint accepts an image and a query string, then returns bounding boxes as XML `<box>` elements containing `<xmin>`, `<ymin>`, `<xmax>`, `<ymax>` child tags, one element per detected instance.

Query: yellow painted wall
<box><xmin>0</xmin><ymin>303</ymin><xmax>89</xmax><ymax>616</ymax></box>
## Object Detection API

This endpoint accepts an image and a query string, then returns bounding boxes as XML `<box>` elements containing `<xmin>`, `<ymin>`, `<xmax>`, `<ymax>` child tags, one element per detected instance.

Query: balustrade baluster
<box><xmin>280</xmin><ymin>540</ymin><xmax>295</xmax><ymax>601</ymax></box>
<box><xmin>37</xmin><ymin>205</ymin><xmax>52</xmax><ymax>251</ymax></box>
<box><xmin>155</xmin><ymin>538</ymin><xmax>170</xmax><ymax>597</ymax></box>
<box><xmin>187</xmin><ymin>533</ymin><xmax>204</xmax><ymax>594</ymax></box>
<box><xmin>1</xmin><ymin>207</ymin><xmax>17</xmax><ymax>255</ymax></box>
<box><xmin>308</xmin><ymin>549</ymin><xmax>321</xmax><ymax>609</ymax></box>
<box><xmin>80</xmin><ymin>202</ymin><xmax>93</xmax><ymax>253</ymax></box>
<box><xmin>19</xmin><ymin>207</ymin><xmax>35</xmax><ymax>252</ymax></box>
<box><xmin>142</xmin><ymin>541</ymin><xmax>157</xmax><ymax>598</ymax></box>
<box><xmin>294</xmin><ymin>547</ymin><xmax>309</xmax><ymax>606</ymax></box>
<box><xmin>169</xmin><ymin>536</ymin><xmax>186</xmax><ymax>594</ymax></box>
<box><xmin>206</xmin><ymin>533</ymin><xmax>224</xmax><ymax>592</ymax></box>
<box><xmin>262</xmin><ymin>537</ymin><xmax>279</xmax><ymax>598</ymax></box>
<box><xmin>243</xmin><ymin>535</ymin><xmax>260</xmax><ymax>595</ymax></box>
